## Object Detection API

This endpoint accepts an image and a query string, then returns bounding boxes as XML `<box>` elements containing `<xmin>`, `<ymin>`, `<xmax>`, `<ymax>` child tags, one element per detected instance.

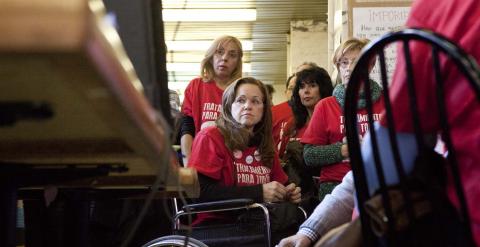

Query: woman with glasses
<box><xmin>180</xmin><ymin>35</ymin><xmax>244</xmax><ymax>166</ymax></box>
<box><xmin>276</xmin><ymin>37</ymin><xmax>384</xmax><ymax>247</ymax></box>
<box><xmin>189</xmin><ymin>77</ymin><xmax>301</xmax><ymax>225</ymax></box>
<box><xmin>300</xmin><ymin>38</ymin><xmax>384</xmax><ymax>202</ymax></box>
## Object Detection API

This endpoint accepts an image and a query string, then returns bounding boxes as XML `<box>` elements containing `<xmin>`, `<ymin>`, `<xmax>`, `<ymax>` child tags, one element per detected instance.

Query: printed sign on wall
<box><xmin>352</xmin><ymin>7</ymin><xmax>410</xmax><ymax>83</ymax></box>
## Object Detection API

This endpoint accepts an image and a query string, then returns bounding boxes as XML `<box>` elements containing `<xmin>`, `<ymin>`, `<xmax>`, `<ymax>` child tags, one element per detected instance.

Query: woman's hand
<box><xmin>276</xmin><ymin>233</ymin><xmax>312</xmax><ymax>247</ymax></box>
<box><xmin>285</xmin><ymin>183</ymin><xmax>301</xmax><ymax>204</ymax></box>
<box><xmin>262</xmin><ymin>181</ymin><xmax>287</xmax><ymax>202</ymax></box>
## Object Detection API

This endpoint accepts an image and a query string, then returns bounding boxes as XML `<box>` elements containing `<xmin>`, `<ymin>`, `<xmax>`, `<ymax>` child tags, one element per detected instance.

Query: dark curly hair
<box><xmin>290</xmin><ymin>67</ymin><xmax>333</xmax><ymax>130</ymax></box>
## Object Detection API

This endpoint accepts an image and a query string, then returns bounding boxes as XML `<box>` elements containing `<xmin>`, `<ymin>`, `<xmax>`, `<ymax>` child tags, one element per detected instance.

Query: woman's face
<box><xmin>213</xmin><ymin>41</ymin><xmax>240</xmax><ymax>79</ymax></box>
<box><xmin>338</xmin><ymin>49</ymin><xmax>361</xmax><ymax>86</ymax></box>
<box><xmin>231</xmin><ymin>83</ymin><xmax>264</xmax><ymax>131</ymax></box>
<box><xmin>299</xmin><ymin>81</ymin><xmax>321</xmax><ymax>111</ymax></box>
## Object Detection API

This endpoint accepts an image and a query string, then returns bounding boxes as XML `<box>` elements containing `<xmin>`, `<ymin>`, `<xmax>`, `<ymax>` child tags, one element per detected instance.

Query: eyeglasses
<box><xmin>215</xmin><ymin>49</ymin><xmax>239</xmax><ymax>59</ymax></box>
<box><xmin>337</xmin><ymin>58</ymin><xmax>358</xmax><ymax>69</ymax></box>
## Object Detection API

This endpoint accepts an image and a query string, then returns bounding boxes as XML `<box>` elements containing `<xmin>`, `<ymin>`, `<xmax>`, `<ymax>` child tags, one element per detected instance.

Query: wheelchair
<box><xmin>142</xmin><ymin>235</ymin><xmax>207</xmax><ymax>247</ymax></box>
<box><xmin>143</xmin><ymin>198</ymin><xmax>307</xmax><ymax>247</ymax></box>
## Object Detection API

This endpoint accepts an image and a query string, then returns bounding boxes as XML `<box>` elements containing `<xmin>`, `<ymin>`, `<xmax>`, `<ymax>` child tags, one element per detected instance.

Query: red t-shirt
<box><xmin>272</xmin><ymin>101</ymin><xmax>294</xmax><ymax>158</ymax></box>
<box><xmin>302</xmin><ymin>96</ymin><xmax>384</xmax><ymax>182</ymax></box>
<box><xmin>181</xmin><ymin>78</ymin><xmax>224</xmax><ymax>134</ymax></box>
<box><xmin>382</xmin><ymin>0</ymin><xmax>480</xmax><ymax>243</ymax></box>
<box><xmin>276</xmin><ymin>117</ymin><xmax>309</xmax><ymax>158</ymax></box>
<box><xmin>190</xmin><ymin>126</ymin><xmax>288</xmax><ymax>186</ymax></box>
<box><xmin>189</xmin><ymin>126</ymin><xmax>289</xmax><ymax>224</ymax></box>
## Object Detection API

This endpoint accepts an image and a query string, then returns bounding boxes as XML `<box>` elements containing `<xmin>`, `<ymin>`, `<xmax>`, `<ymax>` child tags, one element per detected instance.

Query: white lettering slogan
<box><xmin>339</xmin><ymin>113</ymin><xmax>381</xmax><ymax>134</ymax></box>
<box><xmin>235</xmin><ymin>162</ymin><xmax>271</xmax><ymax>185</ymax></box>
<box><xmin>201</xmin><ymin>102</ymin><xmax>222</xmax><ymax>122</ymax></box>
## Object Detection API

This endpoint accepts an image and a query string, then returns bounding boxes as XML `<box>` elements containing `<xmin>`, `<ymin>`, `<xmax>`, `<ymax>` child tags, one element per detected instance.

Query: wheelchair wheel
<box><xmin>142</xmin><ymin>235</ymin><xmax>208</xmax><ymax>247</ymax></box>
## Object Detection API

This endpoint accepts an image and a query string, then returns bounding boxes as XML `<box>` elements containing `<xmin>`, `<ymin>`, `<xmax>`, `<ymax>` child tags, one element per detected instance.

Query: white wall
<box><xmin>271</xmin><ymin>84</ymin><xmax>287</xmax><ymax>105</ymax></box>
<box><xmin>328</xmin><ymin>0</ymin><xmax>346</xmax><ymax>82</ymax></box>
<box><xmin>289</xmin><ymin>20</ymin><xmax>329</xmax><ymax>75</ymax></box>
<box><xmin>277</xmin><ymin>20</ymin><xmax>329</xmax><ymax>105</ymax></box>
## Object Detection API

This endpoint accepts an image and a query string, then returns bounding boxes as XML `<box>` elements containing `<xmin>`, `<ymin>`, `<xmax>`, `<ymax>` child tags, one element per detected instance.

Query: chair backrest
<box><xmin>344</xmin><ymin>28</ymin><xmax>480</xmax><ymax>246</ymax></box>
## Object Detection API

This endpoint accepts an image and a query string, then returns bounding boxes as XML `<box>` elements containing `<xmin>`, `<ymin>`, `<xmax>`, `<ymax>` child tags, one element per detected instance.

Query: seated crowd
<box><xmin>178</xmin><ymin>0</ymin><xmax>480</xmax><ymax>246</ymax></box>
<box><xmin>14</xmin><ymin>0</ymin><xmax>478</xmax><ymax>246</ymax></box>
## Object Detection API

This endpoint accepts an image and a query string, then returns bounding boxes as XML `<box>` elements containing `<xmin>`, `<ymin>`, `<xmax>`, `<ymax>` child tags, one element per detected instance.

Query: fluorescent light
<box><xmin>163</xmin><ymin>9</ymin><xmax>256</xmax><ymax>22</ymax></box>
<box><xmin>166</xmin><ymin>40</ymin><xmax>253</xmax><ymax>51</ymax></box>
<box><xmin>167</xmin><ymin>63</ymin><xmax>252</xmax><ymax>72</ymax></box>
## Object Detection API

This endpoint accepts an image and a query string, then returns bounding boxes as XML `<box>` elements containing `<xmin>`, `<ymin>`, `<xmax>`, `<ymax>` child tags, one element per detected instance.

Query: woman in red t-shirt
<box><xmin>180</xmin><ymin>35</ymin><xmax>244</xmax><ymax>166</ymax></box>
<box><xmin>280</xmin><ymin>67</ymin><xmax>334</xmax><ymax>213</ymax></box>
<box><xmin>301</xmin><ymin>38</ymin><xmax>384</xmax><ymax>202</ymax></box>
<box><xmin>189</xmin><ymin>77</ymin><xmax>301</xmax><ymax>225</ymax></box>
<box><xmin>281</xmin><ymin>67</ymin><xmax>334</xmax><ymax>152</ymax></box>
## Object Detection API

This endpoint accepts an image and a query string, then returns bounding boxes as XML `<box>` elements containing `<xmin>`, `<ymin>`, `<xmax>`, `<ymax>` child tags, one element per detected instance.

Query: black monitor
<box><xmin>103</xmin><ymin>0</ymin><xmax>172</xmax><ymax>127</ymax></box>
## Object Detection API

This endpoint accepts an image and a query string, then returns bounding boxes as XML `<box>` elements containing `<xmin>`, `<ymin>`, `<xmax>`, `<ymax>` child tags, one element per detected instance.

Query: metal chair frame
<box><xmin>172</xmin><ymin>199</ymin><xmax>307</xmax><ymax>247</ymax></box>
<box><xmin>143</xmin><ymin>199</ymin><xmax>269</xmax><ymax>247</ymax></box>
<box><xmin>173</xmin><ymin>199</ymin><xmax>272</xmax><ymax>247</ymax></box>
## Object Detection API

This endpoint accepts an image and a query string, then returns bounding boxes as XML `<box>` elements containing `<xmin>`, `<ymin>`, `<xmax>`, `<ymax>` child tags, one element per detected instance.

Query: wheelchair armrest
<box><xmin>182</xmin><ymin>198</ymin><xmax>255</xmax><ymax>212</ymax></box>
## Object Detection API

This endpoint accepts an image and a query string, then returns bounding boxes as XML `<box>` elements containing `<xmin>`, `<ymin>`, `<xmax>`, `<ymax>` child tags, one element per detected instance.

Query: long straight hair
<box><xmin>216</xmin><ymin>77</ymin><xmax>275</xmax><ymax>168</ymax></box>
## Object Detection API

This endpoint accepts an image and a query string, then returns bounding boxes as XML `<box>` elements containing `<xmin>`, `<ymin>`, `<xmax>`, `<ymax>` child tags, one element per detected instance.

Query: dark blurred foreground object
<box><xmin>0</xmin><ymin>0</ymin><xmax>198</xmax><ymax>246</ymax></box>
<box><xmin>345</xmin><ymin>28</ymin><xmax>479</xmax><ymax>247</ymax></box>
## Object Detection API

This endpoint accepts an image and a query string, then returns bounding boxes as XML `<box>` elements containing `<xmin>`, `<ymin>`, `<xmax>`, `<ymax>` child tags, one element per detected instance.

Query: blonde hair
<box><xmin>200</xmin><ymin>35</ymin><xmax>243</xmax><ymax>83</ymax></box>
<box><xmin>216</xmin><ymin>77</ymin><xmax>275</xmax><ymax>168</ymax></box>
<box><xmin>332</xmin><ymin>38</ymin><xmax>370</xmax><ymax>84</ymax></box>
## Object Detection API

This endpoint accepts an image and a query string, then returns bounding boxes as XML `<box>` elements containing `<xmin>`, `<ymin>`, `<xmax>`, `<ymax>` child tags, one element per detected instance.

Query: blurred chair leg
<box><xmin>65</xmin><ymin>191</ymin><xmax>91</xmax><ymax>247</ymax></box>
<box><xmin>0</xmin><ymin>180</ymin><xmax>18</xmax><ymax>247</ymax></box>
<box><xmin>16</xmin><ymin>200</ymin><xmax>25</xmax><ymax>246</ymax></box>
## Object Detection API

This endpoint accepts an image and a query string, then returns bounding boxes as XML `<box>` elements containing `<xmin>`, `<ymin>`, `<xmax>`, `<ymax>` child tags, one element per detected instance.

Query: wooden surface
<box><xmin>0</xmin><ymin>0</ymin><xmax>198</xmax><ymax>197</ymax></box>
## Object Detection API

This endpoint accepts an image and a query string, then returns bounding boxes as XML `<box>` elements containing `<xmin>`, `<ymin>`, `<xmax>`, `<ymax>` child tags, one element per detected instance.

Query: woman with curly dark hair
<box><xmin>279</xmin><ymin>67</ymin><xmax>333</xmax><ymax>214</ymax></box>
<box><xmin>289</xmin><ymin>67</ymin><xmax>334</xmax><ymax>139</ymax></box>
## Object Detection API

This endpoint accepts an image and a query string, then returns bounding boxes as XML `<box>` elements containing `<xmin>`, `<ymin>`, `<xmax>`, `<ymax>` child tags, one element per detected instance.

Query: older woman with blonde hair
<box><xmin>180</xmin><ymin>35</ymin><xmax>244</xmax><ymax>165</ymax></box>
<box><xmin>300</xmin><ymin>37</ymin><xmax>384</xmax><ymax>202</ymax></box>
<box><xmin>277</xmin><ymin>37</ymin><xmax>384</xmax><ymax>247</ymax></box>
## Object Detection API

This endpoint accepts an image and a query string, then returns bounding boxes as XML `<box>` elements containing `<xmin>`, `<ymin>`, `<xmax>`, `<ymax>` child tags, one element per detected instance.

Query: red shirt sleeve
<box><xmin>301</xmin><ymin>100</ymin><xmax>329</xmax><ymax>145</ymax></box>
<box><xmin>189</xmin><ymin>128</ymin><xmax>227</xmax><ymax>181</ymax></box>
<box><xmin>181</xmin><ymin>78</ymin><xmax>195</xmax><ymax>118</ymax></box>
<box><xmin>272</xmin><ymin>102</ymin><xmax>294</xmax><ymax>156</ymax></box>
<box><xmin>276</xmin><ymin>117</ymin><xmax>295</xmax><ymax>158</ymax></box>
<box><xmin>271</xmin><ymin>104</ymin><xmax>282</xmax><ymax>144</ymax></box>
